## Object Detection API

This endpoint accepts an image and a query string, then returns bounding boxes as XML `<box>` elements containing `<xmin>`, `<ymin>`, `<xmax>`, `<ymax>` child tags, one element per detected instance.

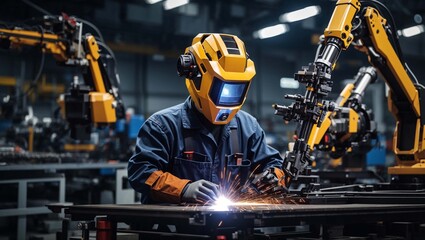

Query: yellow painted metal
<box><xmin>422</xmin><ymin>126</ymin><xmax>425</xmax><ymax>152</ymax></box>
<box><xmin>393</xmin><ymin>119</ymin><xmax>420</xmax><ymax>157</ymax></box>
<box><xmin>308</xmin><ymin>83</ymin><xmax>355</xmax><ymax>148</ymax></box>
<box><xmin>0</xmin><ymin>28</ymin><xmax>69</xmax><ymax>61</ymax></box>
<box><xmin>363</xmin><ymin>7</ymin><xmax>425</xmax><ymax>171</ymax></box>
<box><xmin>0</xmin><ymin>76</ymin><xmax>16</xmax><ymax>86</ymax></box>
<box><xmin>363</xmin><ymin>7</ymin><xmax>420</xmax><ymax>117</ymax></box>
<box><xmin>338</xmin><ymin>83</ymin><xmax>355</xmax><ymax>105</ymax></box>
<box><xmin>348</xmin><ymin>109</ymin><xmax>359</xmax><ymax>133</ymax></box>
<box><xmin>308</xmin><ymin>116</ymin><xmax>331</xmax><ymax>149</ymax></box>
<box><xmin>388</xmin><ymin>160</ymin><xmax>425</xmax><ymax>175</ymax></box>
<box><xmin>324</xmin><ymin>0</ymin><xmax>361</xmax><ymax>49</ymax></box>
<box><xmin>28</xmin><ymin>126</ymin><xmax>34</xmax><ymax>152</ymax></box>
<box><xmin>57</xmin><ymin>95</ymin><xmax>65</xmax><ymax>119</ymax></box>
<box><xmin>64</xmin><ymin>143</ymin><xmax>96</xmax><ymax>152</ymax></box>
<box><xmin>85</xmin><ymin>35</ymin><xmax>106</xmax><ymax>93</ymax></box>
<box><xmin>89</xmin><ymin>92</ymin><xmax>116</xmax><ymax>123</ymax></box>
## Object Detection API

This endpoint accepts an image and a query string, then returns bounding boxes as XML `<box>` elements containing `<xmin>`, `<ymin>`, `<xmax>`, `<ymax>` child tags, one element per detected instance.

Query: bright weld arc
<box><xmin>208</xmin><ymin>165</ymin><xmax>292</xmax><ymax>210</ymax></box>
<box><xmin>212</xmin><ymin>195</ymin><xmax>233</xmax><ymax>211</ymax></box>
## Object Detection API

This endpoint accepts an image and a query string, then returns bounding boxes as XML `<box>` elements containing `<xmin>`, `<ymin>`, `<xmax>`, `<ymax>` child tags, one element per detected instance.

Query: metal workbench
<box><xmin>0</xmin><ymin>162</ymin><xmax>130</xmax><ymax>240</ymax></box>
<box><xmin>50</xmin><ymin>202</ymin><xmax>425</xmax><ymax>239</ymax></box>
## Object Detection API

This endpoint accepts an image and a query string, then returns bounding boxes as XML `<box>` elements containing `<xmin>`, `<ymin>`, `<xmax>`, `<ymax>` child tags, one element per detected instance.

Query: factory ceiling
<box><xmin>1</xmin><ymin>0</ymin><xmax>425</xmax><ymax>56</ymax></box>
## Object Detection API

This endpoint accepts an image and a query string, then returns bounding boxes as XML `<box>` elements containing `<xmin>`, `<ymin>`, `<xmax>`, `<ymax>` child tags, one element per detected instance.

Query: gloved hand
<box><xmin>251</xmin><ymin>168</ymin><xmax>287</xmax><ymax>195</ymax></box>
<box><xmin>181</xmin><ymin>179</ymin><xmax>219</xmax><ymax>203</ymax></box>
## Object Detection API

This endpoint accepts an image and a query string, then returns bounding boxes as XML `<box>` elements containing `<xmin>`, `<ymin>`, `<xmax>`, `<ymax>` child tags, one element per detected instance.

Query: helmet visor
<box><xmin>209</xmin><ymin>77</ymin><xmax>249</xmax><ymax>107</ymax></box>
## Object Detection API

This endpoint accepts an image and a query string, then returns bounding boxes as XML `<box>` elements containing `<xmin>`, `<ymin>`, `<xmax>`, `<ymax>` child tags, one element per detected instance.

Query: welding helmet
<box><xmin>177</xmin><ymin>33</ymin><xmax>256</xmax><ymax>125</ymax></box>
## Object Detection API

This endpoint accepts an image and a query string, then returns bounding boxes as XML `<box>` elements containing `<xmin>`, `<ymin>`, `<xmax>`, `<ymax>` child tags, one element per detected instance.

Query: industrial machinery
<box><xmin>40</xmin><ymin>2</ymin><xmax>425</xmax><ymax>239</ymax></box>
<box><xmin>0</xmin><ymin>14</ymin><xmax>131</xmax><ymax>239</ymax></box>
<box><xmin>0</xmin><ymin>13</ymin><xmax>125</xmax><ymax>150</ymax></box>
<box><xmin>274</xmin><ymin>0</ymin><xmax>425</xmax><ymax>189</ymax></box>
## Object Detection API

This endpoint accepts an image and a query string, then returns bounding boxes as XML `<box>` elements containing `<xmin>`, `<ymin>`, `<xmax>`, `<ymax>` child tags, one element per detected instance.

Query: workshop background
<box><xmin>0</xmin><ymin>0</ymin><xmax>425</xmax><ymax>239</ymax></box>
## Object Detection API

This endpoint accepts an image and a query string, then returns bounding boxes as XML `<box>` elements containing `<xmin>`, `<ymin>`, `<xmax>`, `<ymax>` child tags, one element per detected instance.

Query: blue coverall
<box><xmin>128</xmin><ymin>97</ymin><xmax>284</xmax><ymax>203</ymax></box>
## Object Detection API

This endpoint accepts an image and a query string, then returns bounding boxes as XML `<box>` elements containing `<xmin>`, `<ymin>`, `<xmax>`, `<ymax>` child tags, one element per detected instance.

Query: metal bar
<box><xmin>59</xmin><ymin>175</ymin><xmax>66</xmax><ymax>203</ymax></box>
<box><xmin>17</xmin><ymin>180</ymin><xmax>27</xmax><ymax>240</ymax></box>
<box><xmin>49</xmin><ymin>203</ymin><xmax>425</xmax><ymax>239</ymax></box>
<box><xmin>0</xmin><ymin>207</ymin><xmax>52</xmax><ymax>217</ymax></box>
<box><xmin>0</xmin><ymin>177</ymin><xmax>65</xmax><ymax>184</ymax></box>
<box><xmin>1</xmin><ymin>174</ymin><xmax>66</xmax><ymax>239</ymax></box>
<box><xmin>0</xmin><ymin>163</ymin><xmax>127</xmax><ymax>171</ymax></box>
<box><xmin>118</xmin><ymin>229</ymin><xmax>211</xmax><ymax>239</ymax></box>
<box><xmin>60</xmin><ymin>218</ymin><xmax>70</xmax><ymax>240</ymax></box>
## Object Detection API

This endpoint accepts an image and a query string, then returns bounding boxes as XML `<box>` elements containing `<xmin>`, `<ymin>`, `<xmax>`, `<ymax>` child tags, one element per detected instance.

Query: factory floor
<box><xmin>0</xmin><ymin>217</ymin><xmax>138</xmax><ymax>240</ymax></box>
<box><xmin>0</xmin><ymin>232</ymin><xmax>139</xmax><ymax>240</ymax></box>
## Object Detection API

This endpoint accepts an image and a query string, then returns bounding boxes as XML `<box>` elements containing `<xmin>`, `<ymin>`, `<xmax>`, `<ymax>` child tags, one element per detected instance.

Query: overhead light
<box><xmin>253</xmin><ymin>24</ymin><xmax>289</xmax><ymax>39</ymax></box>
<box><xmin>398</xmin><ymin>24</ymin><xmax>424</xmax><ymax>37</ymax></box>
<box><xmin>280</xmin><ymin>77</ymin><xmax>299</xmax><ymax>89</ymax></box>
<box><xmin>163</xmin><ymin>0</ymin><xmax>189</xmax><ymax>10</ymax></box>
<box><xmin>279</xmin><ymin>6</ymin><xmax>321</xmax><ymax>23</ymax></box>
<box><xmin>145</xmin><ymin>0</ymin><xmax>162</xmax><ymax>4</ymax></box>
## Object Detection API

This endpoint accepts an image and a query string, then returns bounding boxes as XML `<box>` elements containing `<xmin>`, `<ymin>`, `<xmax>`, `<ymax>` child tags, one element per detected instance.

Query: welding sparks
<box><xmin>218</xmin><ymin>164</ymin><xmax>289</xmax><ymax>204</ymax></box>
<box><xmin>201</xmin><ymin>164</ymin><xmax>299</xmax><ymax>212</ymax></box>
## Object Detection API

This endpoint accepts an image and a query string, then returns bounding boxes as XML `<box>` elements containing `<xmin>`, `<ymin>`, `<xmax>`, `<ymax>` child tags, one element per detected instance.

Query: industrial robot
<box><xmin>0</xmin><ymin>13</ymin><xmax>125</xmax><ymax>152</ymax></box>
<box><xmin>274</xmin><ymin>0</ymin><xmax>425</xmax><ymax>200</ymax></box>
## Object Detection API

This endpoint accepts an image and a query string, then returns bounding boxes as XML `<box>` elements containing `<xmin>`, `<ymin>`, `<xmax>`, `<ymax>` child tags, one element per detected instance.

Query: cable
<box><xmin>96</xmin><ymin>41</ymin><xmax>116</xmax><ymax>61</ymax></box>
<box><xmin>360</xmin><ymin>0</ymin><xmax>405</xmax><ymax>63</ymax></box>
<box><xmin>24</xmin><ymin>50</ymin><xmax>45</xmax><ymax>97</ymax></box>
<box><xmin>75</xmin><ymin>17</ymin><xmax>105</xmax><ymax>43</ymax></box>
<box><xmin>23</xmin><ymin>25</ymin><xmax>46</xmax><ymax>97</ymax></box>
<box><xmin>405</xmin><ymin>63</ymin><xmax>425</xmax><ymax>88</ymax></box>
<box><xmin>96</xmin><ymin>41</ymin><xmax>123</xmax><ymax>98</ymax></box>
<box><xmin>361</xmin><ymin>0</ymin><xmax>424</xmax><ymax>88</ymax></box>
<box><xmin>21</xmin><ymin>0</ymin><xmax>53</xmax><ymax>16</ymax></box>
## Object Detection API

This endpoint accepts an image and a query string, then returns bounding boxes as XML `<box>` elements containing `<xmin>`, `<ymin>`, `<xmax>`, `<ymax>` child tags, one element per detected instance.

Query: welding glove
<box><xmin>251</xmin><ymin>168</ymin><xmax>288</xmax><ymax>195</ymax></box>
<box><xmin>181</xmin><ymin>179</ymin><xmax>219</xmax><ymax>203</ymax></box>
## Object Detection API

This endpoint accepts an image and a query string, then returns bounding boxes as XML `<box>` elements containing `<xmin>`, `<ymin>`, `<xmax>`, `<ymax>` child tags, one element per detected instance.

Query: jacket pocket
<box><xmin>172</xmin><ymin>155</ymin><xmax>212</xmax><ymax>181</ymax></box>
<box><xmin>222</xmin><ymin>159</ymin><xmax>251</xmax><ymax>190</ymax></box>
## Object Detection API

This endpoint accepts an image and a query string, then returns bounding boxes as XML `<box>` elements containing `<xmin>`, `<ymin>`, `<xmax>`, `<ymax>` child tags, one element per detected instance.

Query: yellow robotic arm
<box><xmin>314</xmin><ymin>66</ymin><xmax>378</xmax><ymax>160</ymax></box>
<box><xmin>1</xmin><ymin>28</ymin><xmax>68</xmax><ymax>62</ymax></box>
<box><xmin>358</xmin><ymin>7</ymin><xmax>424</xmax><ymax>175</ymax></box>
<box><xmin>0</xmin><ymin>14</ymin><xmax>125</xmax><ymax>143</ymax></box>
<box><xmin>274</xmin><ymin>0</ymin><xmax>425</xmax><ymax>186</ymax></box>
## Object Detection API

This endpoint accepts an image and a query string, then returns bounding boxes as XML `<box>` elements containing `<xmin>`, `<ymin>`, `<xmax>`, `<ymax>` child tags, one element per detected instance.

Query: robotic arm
<box><xmin>0</xmin><ymin>14</ymin><xmax>125</xmax><ymax>143</ymax></box>
<box><xmin>315</xmin><ymin>66</ymin><xmax>378</xmax><ymax>160</ymax></box>
<box><xmin>274</xmin><ymin>0</ymin><xmax>425</xmax><ymax>187</ymax></box>
<box><xmin>273</xmin><ymin>1</ymin><xmax>360</xmax><ymax>185</ymax></box>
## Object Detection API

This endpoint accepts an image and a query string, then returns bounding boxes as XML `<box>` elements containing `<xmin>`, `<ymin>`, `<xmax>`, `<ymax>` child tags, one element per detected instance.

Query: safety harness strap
<box><xmin>230</xmin><ymin>127</ymin><xmax>240</xmax><ymax>154</ymax></box>
<box><xmin>184</xmin><ymin>129</ymin><xmax>196</xmax><ymax>154</ymax></box>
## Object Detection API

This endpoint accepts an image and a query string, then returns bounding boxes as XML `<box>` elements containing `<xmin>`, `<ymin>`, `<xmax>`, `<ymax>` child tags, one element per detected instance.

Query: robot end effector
<box><xmin>275</xmin><ymin>62</ymin><xmax>378</xmax><ymax>186</ymax></box>
<box><xmin>273</xmin><ymin>63</ymin><xmax>338</xmax><ymax>185</ymax></box>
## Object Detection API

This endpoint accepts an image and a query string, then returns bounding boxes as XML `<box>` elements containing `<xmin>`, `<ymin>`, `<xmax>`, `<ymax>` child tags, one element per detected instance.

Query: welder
<box><xmin>128</xmin><ymin>33</ymin><xmax>286</xmax><ymax>204</ymax></box>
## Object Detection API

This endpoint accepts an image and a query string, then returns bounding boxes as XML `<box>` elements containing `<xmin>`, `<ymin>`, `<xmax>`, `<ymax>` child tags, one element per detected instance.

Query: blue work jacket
<box><xmin>128</xmin><ymin>97</ymin><xmax>283</xmax><ymax>203</ymax></box>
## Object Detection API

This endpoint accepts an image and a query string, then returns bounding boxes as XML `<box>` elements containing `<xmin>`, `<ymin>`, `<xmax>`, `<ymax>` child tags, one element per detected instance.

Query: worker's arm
<box><xmin>244</xmin><ymin>114</ymin><xmax>286</xmax><ymax>187</ymax></box>
<box><xmin>128</xmin><ymin>117</ymin><xmax>190</xmax><ymax>204</ymax></box>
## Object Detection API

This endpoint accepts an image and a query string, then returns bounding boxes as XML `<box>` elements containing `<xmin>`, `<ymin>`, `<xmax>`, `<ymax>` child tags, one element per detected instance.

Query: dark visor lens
<box><xmin>209</xmin><ymin>77</ymin><xmax>249</xmax><ymax>106</ymax></box>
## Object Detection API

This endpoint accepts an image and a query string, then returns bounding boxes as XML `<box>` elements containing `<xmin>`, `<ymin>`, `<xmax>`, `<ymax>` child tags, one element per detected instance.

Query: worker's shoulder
<box><xmin>235</xmin><ymin>110</ymin><xmax>260</xmax><ymax>127</ymax></box>
<box><xmin>146</xmin><ymin>103</ymin><xmax>184</xmax><ymax>126</ymax></box>
<box><xmin>151</xmin><ymin>103</ymin><xmax>184</xmax><ymax>120</ymax></box>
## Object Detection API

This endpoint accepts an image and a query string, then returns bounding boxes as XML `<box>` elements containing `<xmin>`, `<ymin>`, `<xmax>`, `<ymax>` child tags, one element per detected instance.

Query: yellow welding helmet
<box><xmin>177</xmin><ymin>33</ymin><xmax>256</xmax><ymax>125</ymax></box>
